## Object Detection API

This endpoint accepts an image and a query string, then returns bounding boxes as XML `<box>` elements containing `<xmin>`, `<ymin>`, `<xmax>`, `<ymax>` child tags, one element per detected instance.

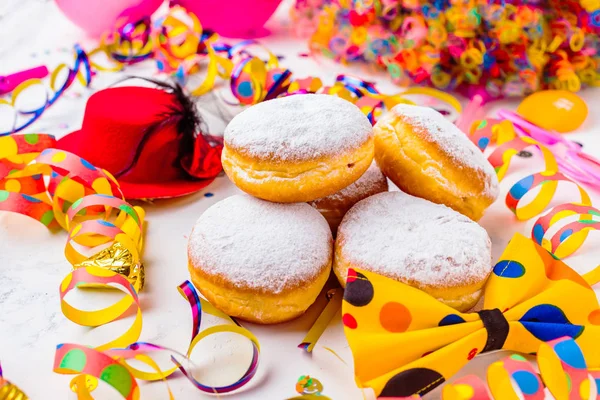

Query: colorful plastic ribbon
<box><xmin>468</xmin><ymin>117</ymin><xmax>600</xmax><ymax>283</ymax></box>
<box><xmin>54</xmin><ymin>280</ymin><xmax>260</xmax><ymax>398</ymax></box>
<box><xmin>442</xmin><ymin>337</ymin><xmax>600</xmax><ymax>399</ymax></box>
<box><xmin>341</xmin><ymin>233</ymin><xmax>600</xmax><ymax>397</ymax></box>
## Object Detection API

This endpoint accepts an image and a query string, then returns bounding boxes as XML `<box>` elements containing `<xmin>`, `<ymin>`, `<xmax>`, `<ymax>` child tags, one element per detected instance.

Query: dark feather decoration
<box><xmin>109</xmin><ymin>76</ymin><xmax>207</xmax><ymax>178</ymax></box>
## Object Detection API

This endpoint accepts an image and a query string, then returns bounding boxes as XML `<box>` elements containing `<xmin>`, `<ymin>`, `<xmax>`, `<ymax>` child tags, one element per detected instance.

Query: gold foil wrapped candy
<box><xmin>75</xmin><ymin>242</ymin><xmax>145</xmax><ymax>290</ymax></box>
<box><xmin>0</xmin><ymin>377</ymin><xmax>28</xmax><ymax>400</ymax></box>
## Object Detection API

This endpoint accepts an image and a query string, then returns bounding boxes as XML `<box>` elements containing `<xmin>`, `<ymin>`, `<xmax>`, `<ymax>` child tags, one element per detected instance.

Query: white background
<box><xmin>1</xmin><ymin>0</ymin><xmax>600</xmax><ymax>398</ymax></box>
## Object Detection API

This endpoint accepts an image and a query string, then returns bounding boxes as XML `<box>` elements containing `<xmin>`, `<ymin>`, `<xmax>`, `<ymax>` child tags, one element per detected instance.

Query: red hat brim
<box><xmin>57</xmin><ymin>130</ymin><xmax>216</xmax><ymax>200</ymax></box>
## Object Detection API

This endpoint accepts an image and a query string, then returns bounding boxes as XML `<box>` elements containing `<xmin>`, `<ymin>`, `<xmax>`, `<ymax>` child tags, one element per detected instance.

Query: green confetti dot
<box><xmin>119</xmin><ymin>204</ymin><xmax>138</xmax><ymax>224</ymax></box>
<box><xmin>579</xmin><ymin>220</ymin><xmax>597</xmax><ymax>224</ymax></box>
<box><xmin>0</xmin><ymin>191</ymin><xmax>9</xmax><ymax>202</ymax></box>
<box><xmin>71</xmin><ymin>198</ymin><xmax>83</xmax><ymax>210</ymax></box>
<box><xmin>566</xmin><ymin>373</ymin><xmax>571</xmax><ymax>391</ymax></box>
<box><xmin>60</xmin><ymin>349</ymin><xmax>87</xmax><ymax>372</ymax></box>
<box><xmin>100</xmin><ymin>364</ymin><xmax>133</xmax><ymax>397</ymax></box>
<box><xmin>9</xmin><ymin>169</ymin><xmax>19</xmax><ymax>175</ymax></box>
<box><xmin>24</xmin><ymin>133</ymin><xmax>39</xmax><ymax>145</ymax></box>
<box><xmin>589</xmin><ymin>210</ymin><xmax>600</xmax><ymax>217</ymax></box>
<box><xmin>477</xmin><ymin>120</ymin><xmax>488</xmax><ymax>129</ymax></box>
<box><xmin>40</xmin><ymin>210</ymin><xmax>55</xmax><ymax>226</ymax></box>
<box><xmin>510</xmin><ymin>354</ymin><xmax>527</xmax><ymax>361</ymax></box>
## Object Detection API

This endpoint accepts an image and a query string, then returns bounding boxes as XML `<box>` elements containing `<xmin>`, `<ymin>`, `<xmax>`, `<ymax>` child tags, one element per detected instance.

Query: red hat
<box><xmin>57</xmin><ymin>82</ymin><xmax>222</xmax><ymax>199</ymax></box>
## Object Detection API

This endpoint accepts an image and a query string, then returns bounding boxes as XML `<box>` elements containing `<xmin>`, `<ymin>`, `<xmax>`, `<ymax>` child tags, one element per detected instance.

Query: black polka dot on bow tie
<box><xmin>517</xmin><ymin>150</ymin><xmax>533</xmax><ymax>158</ymax></box>
<box><xmin>344</xmin><ymin>269</ymin><xmax>374</xmax><ymax>307</ymax></box>
<box><xmin>379</xmin><ymin>368</ymin><xmax>445</xmax><ymax>397</ymax></box>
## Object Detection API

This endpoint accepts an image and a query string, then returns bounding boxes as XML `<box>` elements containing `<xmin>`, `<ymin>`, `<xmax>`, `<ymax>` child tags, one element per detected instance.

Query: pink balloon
<box><xmin>55</xmin><ymin>0</ymin><xmax>163</xmax><ymax>38</ymax></box>
<box><xmin>172</xmin><ymin>0</ymin><xmax>283</xmax><ymax>38</ymax></box>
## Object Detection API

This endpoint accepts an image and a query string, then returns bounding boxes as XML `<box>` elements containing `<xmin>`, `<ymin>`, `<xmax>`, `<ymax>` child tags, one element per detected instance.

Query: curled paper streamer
<box><xmin>469</xmin><ymin>118</ymin><xmax>600</xmax><ymax>285</ymax></box>
<box><xmin>298</xmin><ymin>289</ymin><xmax>343</xmax><ymax>353</ymax></box>
<box><xmin>341</xmin><ymin>233</ymin><xmax>600</xmax><ymax>397</ymax></box>
<box><xmin>54</xmin><ymin>281</ymin><xmax>260</xmax><ymax>398</ymax></box>
<box><xmin>0</xmin><ymin>363</ymin><xmax>28</xmax><ymax>400</ymax></box>
<box><xmin>442</xmin><ymin>337</ymin><xmax>599</xmax><ymax>399</ymax></box>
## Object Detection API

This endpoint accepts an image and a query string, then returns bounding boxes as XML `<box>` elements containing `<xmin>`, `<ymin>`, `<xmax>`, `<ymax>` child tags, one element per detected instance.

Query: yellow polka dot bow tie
<box><xmin>341</xmin><ymin>233</ymin><xmax>600</xmax><ymax>398</ymax></box>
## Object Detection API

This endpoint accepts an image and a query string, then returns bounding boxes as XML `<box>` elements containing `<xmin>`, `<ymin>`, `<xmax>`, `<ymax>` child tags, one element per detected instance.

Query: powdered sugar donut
<box><xmin>334</xmin><ymin>191</ymin><xmax>492</xmax><ymax>311</ymax></box>
<box><xmin>309</xmin><ymin>163</ymin><xmax>388</xmax><ymax>235</ymax></box>
<box><xmin>188</xmin><ymin>195</ymin><xmax>332</xmax><ymax>324</ymax></box>
<box><xmin>374</xmin><ymin>104</ymin><xmax>499</xmax><ymax>221</ymax></box>
<box><xmin>222</xmin><ymin>94</ymin><xmax>374</xmax><ymax>203</ymax></box>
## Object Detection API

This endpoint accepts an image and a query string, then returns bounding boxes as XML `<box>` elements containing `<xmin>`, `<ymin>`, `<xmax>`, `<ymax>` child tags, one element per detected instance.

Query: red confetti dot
<box><xmin>342</xmin><ymin>313</ymin><xmax>357</xmax><ymax>329</ymax></box>
<box><xmin>347</xmin><ymin>268</ymin><xmax>357</xmax><ymax>283</ymax></box>
<box><xmin>467</xmin><ymin>348</ymin><xmax>478</xmax><ymax>360</ymax></box>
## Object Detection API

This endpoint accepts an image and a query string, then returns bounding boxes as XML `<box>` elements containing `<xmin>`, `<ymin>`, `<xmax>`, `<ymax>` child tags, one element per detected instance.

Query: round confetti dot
<box><xmin>99</xmin><ymin>364</ymin><xmax>133</xmax><ymax>397</ymax></box>
<box><xmin>0</xmin><ymin>191</ymin><xmax>10</xmax><ymax>202</ymax></box>
<box><xmin>80</xmin><ymin>158</ymin><xmax>96</xmax><ymax>171</ymax></box>
<box><xmin>23</xmin><ymin>133</ymin><xmax>39</xmax><ymax>145</ymax></box>
<box><xmin>238</xmin><ymin>81</ymin><xmax>253</xmax><ymax>97</ymax></box>
<box><xmin>4</xmin><ymin>179</ymin><xmax>21</xmax><ymax>193</ymax></box>
<box><xmin>204</xmin><ymin>192</ymin><xmax>214</xmax><ymax>197</ymax></box>
<box><xmin>467</xmin><ymin>348</ymin><xmax>477</xmax><ymax>360</ymax></box>
<box><xmin>92</xmin><ymin>178</ymin><xmax>112</xmax><ymax>195</ymax></box>
<box><xmin>532</xmin><ymin>223</ymin><xmax>545</xmax><ymax>244</ymax></box>
<box><xmin>70</xmin><ymin>224</ymin><xmax>82</xmax><ymax>238</ymax></box>
<box><xmin>513</xmin><ymin>370</ymin><xmax>540</xmax><ymax>395</ymax></box>
<box><xmin>509</xmin><ymin>175</ymin><xmax>534</xmax><ymax>200</ymax></box>
<box><xmin>22</xmin><ymin>194</ymin><xmax>42</xmax><ymax>203</ymax></box>
<box><xmin>98</xmin><ymin>220</ymin><xmax>116</xmax><ymax>228</ymax></box>
<box><xmin>345</xmin><ymin>269</ymin><xmax>374</xmax><ymax>307</ymax></box>
<box><xmin>438</xmin><ymin>314</ymin><xmax>466</xmax><ymax>326</ymax></box>
<box><xmin>454</xmin><ymin>384</ymin><xmax>474</xmax><ymax>398</ymax></box>
<box><xmin>119</xmin><ymin>205</ymin><xmax>137</xmax><ymax>222</ymax></box>
<box><xmin>59</xmin><ymin>349</ymin><xmax>87</xmax><ymax>372</ymax></box>
<box><xmin>71</xmin><ymin>198</ymin><xmax>83</xmax><ymax>210</ymax></box>
<box><xmin>379</xmin><ymin>302</ymin><xmax>411</xmax><ymax>332</ymax></box>
<box><xmin>554</xmin><ymin>339</ymin><xmax>586</xmax><ymax>369</ymax></box>
<box><xmin>510</xmin><ymin>354</ymin><xmax>527</xmax><ymax>361</ymax></box>
<box><xmin>0</xmin><ymin>138</ymin><xmax>18</xmax><ymax>159</ymax></box>
<box><xmin>342</xmin><ymin>313</ymin><xmax>357</xmax><ymax>329</ymax></box>
<box><xmin>477</xmin><ymin>120</ymin><xmax>487</xmax><ymax>129</ymax></box>
<box><xmin>477</xmin><ymin>137</ymin><xmax>490</xmax><ymax>150</ymax></box>
<box><xmin>40</xmin><ymin>211</ymin><xmax>54</xmax><ymax>227</ymax></box>
<box><xmin>580</xmin><ymin>378</ymin><xmax>591</xmax><ymax>399</ymax></box>
<box><xmin>51</xmin><ymin>151</ymin><xmax>67</xmax><ymax>163</ymax></box>
<box><xmin>60</xmin><ymin>274</ymin><xmax>72</xmax><ymax>292</ymax></box>
<box><xmin>559</xmin><ymin>229</ymin><xmax>573</xmax><ymax>243</ymax></box>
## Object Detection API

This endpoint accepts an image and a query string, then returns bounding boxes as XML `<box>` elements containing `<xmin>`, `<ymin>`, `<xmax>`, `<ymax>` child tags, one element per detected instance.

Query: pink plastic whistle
<box><xmin>0</xmin><ymin>65</ymin><xmax>49</xmax><ymax>95</ymax></box>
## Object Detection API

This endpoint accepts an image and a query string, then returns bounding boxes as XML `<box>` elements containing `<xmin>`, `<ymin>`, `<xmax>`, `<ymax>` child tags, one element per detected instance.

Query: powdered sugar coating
<box><xmin>337</xmin><ymin>191</ymin><xmax>492</xmax><ymax>287</ymax></box>
<box><xmin>188</xmin><ymin>195</ymin><xmax>332</xmax><ymax>294</ymax></box>
<box><xmin>390</xmin><ymin>104</ymin><xmax>499</xmax><ymax>198</ymax></box>
<box><xmin>224</xmin><ymin>94</ymin><xmax>373</xmax><ymax>162</ymax></box>
<box><xmin>309</xmin><ymin>163</ymin><xmax>388</xmax><ymax>209</ymax></box>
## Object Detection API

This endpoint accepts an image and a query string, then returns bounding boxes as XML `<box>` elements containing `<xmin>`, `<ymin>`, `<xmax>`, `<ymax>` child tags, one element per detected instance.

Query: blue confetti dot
<box><xmin>532</xmin><ymin>224</ymin><xmax>544</xmax><ymax>244</ymax></box>
<box><xmin>438</xmin><ymin>314</ymin><xmax>465</xmax><ymax>326</ymax></box>
<box><xmin>97</xmin><ymin>220</ymin><xmax>115</xmax><ymax>227</ymax></box>
<box><xmin>204</xmin><ymin>192</ymin><xmax>214</xmax><ymax>197</ymax></box>
<box><xmin>513</xmin><ymin>371</ymin><xmax>539</xmax><ymax>395</ymax></box>
<box><xmin>509</xmin><ymin>175</ymin><xmax>534</xmax><ymax>200</ymax></box>
<box><xmin>560</xmin><ymin>229</ymin><xmax>573</xmax><ymax>243</ymax></box>
<box><xmin>238</xmin><ymin>81</ymin><xmax>253</xmax><ymax>97</ymax></box>
<box><xmin>272</xmin><ymin>73</ymin><xmax>282</xmax><ymax>82</ymax></box>
<box><xmin>554</xmin><ymin>339</ymin><xmax>587</xmax><ymax>369</ymax></box>
<box><xmin>493</xmin><ymin>260</ymin><xmax>525</xmax><ymax>278</ymax></box>
<box><xmin>477</xmin><ymin>137</ymin><xmax>490</xmax><ymax>150</ymax></box>
<box><xmin>22</xmin><ymin>194</ymin><xmax>42</xmax><ymax>203</ymax></box>
<box><xmin>32</xmin><ymin>174</ymin><xmax>42</xmax><ymax>181</ymax></box>
<box><xmin>80</xmin><ymin>158</ymin><xmax>96</xmax><ymax>171</ymax></box>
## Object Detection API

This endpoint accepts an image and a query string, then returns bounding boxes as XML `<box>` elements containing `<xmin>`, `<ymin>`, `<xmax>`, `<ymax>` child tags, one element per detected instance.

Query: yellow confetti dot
<box><xmin>52</xmin><ymin>151</ymin><xmax>67</xmax><ymax>163</ymax></box>
<box><xmin>0</xmin><ymin>137</ymin><xmax>18</xmax><ymax>159</ymax></box>
<box><xmin>60</xmin><ymin>274</ymin><xmax>72</xmax><ymax>292</ymax></box>
<box><xmin>4</xmin><ymin>179</ymin><xmax>21</xmax><ymax>193</ymax></box>
<box><xmin>70</xmin><ymin>224</ymin><xmax>82</xmax><ymax>238</ymax></box>
<box><xmin>454</xmin><ymin>384</ymin><xmax>474</xmax><ymax>398</ymax></box>
<box><xmin>580</xmin><ymin>378</ymin><xmax>591</xmax><ymax>399</ymax></box>
<box><xmin>92</xmin><ymin>178</ymin><xmax>113</xmax><ymax>195</ymax></box>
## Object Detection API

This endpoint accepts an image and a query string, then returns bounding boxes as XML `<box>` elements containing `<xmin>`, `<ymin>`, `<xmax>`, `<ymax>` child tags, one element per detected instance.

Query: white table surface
<box><xmin>2</xmin><ymin>1</ymin><xmax>600</xmax><ymax>399</ymax></box>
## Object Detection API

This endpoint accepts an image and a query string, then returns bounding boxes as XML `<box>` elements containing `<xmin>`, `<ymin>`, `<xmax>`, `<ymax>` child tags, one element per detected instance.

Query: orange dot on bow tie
<box><xmin>380</xmin><ymin>302</ymin><xmax>411</xmax><ymax>332</ymax></box>
<box><xmin>589</xmin><ymin>309</ymin><xmax>600</xmax><ymax>325</ymax></box>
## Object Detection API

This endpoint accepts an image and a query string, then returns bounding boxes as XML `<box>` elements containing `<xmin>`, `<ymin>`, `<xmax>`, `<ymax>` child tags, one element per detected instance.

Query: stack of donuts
<box><xmin>187</xmin><ymin>94</ymin><xmax>501</xmax><ymax>325</ymax></box>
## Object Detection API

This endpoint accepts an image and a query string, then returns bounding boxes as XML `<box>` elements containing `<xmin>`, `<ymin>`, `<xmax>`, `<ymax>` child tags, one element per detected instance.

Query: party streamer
<box><xmin>0</xmin><ymin>135</ymin><xmax>260</xmax><ymax>397</ymax></box>
<box><xmin>0</xmin><ymin>5</ymin><xmax>462</xmax><ymax>136</ymax></box>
